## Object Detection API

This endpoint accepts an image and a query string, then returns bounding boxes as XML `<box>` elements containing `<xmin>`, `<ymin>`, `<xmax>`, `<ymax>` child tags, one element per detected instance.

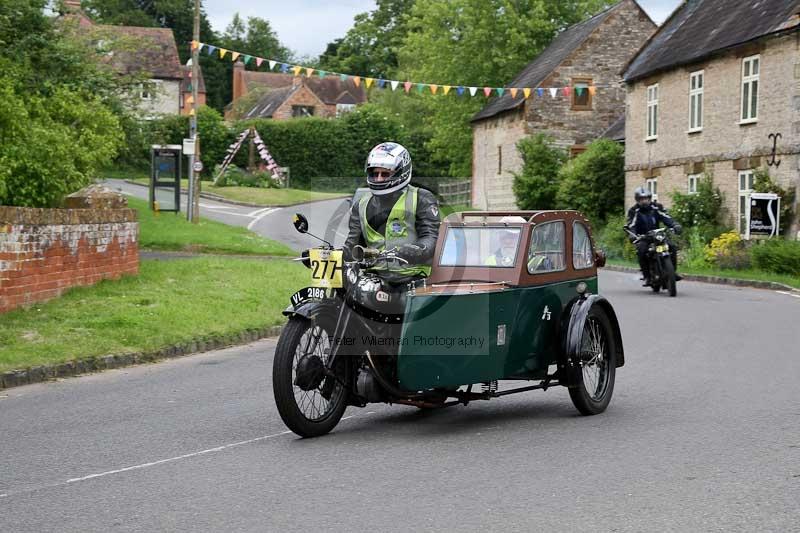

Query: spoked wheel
<box><xmin>568</xmin><ymin>307</ymin><xmax>617</xmax><ymax>415</ymax></box>
<box><xmin>273</xmin><ymin>316</ymin><xmax>348</xmax><ymax>438</ymax></box>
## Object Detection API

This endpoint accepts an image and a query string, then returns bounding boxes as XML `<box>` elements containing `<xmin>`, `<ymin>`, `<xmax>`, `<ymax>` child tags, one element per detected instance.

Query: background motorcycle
<box><xmin>624</xmin><ymin>227</ymin><xmax>678</xmax><ymax>297</ymax></box>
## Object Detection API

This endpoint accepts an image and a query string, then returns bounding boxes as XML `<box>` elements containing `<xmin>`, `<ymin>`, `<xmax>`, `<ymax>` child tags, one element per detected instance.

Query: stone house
<box><xmin>61</xmin><ymin>0</ymin><xmax>200</xmax><ymax>117</ymax></box>
<box><xmin>226</xmin><ymin>64</ymin><xmax>367</xmax><ymax>120</ymax></box>
<box><xmin>622</xmin><ymin>0</ymin><xmax>800</xmax><ymax>236</ymax></box>
<box><xmin>470</xmin><ymin>0</ymin><xmax>656</xmax><ymax>209</ymax></box>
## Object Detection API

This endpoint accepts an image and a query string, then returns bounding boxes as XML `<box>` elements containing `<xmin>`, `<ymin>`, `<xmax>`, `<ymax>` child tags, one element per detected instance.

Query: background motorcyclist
<box><xmin>343</xmin><ymin>142</ymin><xmax>440</xmax><ymax>286</ymax></box>
<box><xmin>625</xmin><ymin>186</ymin><xmax>682</xmax><ymax>286</ymax></box>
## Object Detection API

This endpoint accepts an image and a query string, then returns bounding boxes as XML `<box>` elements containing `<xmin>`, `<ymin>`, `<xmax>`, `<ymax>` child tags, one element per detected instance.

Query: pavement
<box><xmin>104</xmin><ymin>179</ymin><xmax>352</xmax><ymax>252</ymax></box>
<box><xmin>2</xmin><ymin>270</ymin><xmax>799</xmax><ymax>531</ymax></box>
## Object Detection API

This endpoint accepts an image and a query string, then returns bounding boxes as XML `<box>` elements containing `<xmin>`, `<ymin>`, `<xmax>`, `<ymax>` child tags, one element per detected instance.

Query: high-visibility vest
<box><xmin>358</xmin><ymin>186</ymin><xmax>431</xmax><ymax>277</ymax></box>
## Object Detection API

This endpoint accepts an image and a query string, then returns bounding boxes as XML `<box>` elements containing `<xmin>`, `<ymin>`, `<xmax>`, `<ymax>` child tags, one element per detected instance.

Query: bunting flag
<box><xmin>215</xmin><ymin>128</ymin><xmax>282</xmax><ymax>185</ymax></box>
<box><xmin>196</xmin><ymin>41</ymin><xmax>601</xmax><ymax>102</ymax></box>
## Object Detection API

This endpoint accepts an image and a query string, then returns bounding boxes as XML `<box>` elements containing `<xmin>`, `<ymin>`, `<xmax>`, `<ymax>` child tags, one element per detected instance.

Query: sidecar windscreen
<box><xmin>439</xmin><ymin>227</ymin><xmax>521</xmax><ymax>267</ymax></box>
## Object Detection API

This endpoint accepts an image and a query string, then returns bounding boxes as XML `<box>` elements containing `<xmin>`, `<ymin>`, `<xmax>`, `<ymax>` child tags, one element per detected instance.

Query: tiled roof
<box><xmin>471</xmin><ymin>3</ymin><xmax>624</xmax><ymax>123</ymax></box>
<box><xmin>243</xmin><ymin>86</ymin><xmax>297</xmax><ymax>119</ymax></box>
<box><xmin>624</xmin><ymin>0</ymin><xmax>800</xmax><ymax>82</ymax></box>
<box><xmin>98</xmin><ymin>25</ymin><xmax>183</xmax><ymax>80</ymax></box>
<box><xmin>242</xmin><ymin>72</ymin><xmax>366</xmax><ymax>105</ymax></box>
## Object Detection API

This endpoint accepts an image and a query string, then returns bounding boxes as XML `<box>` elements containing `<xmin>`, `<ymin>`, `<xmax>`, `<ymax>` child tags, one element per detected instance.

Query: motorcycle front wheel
<box><xmin>273</xmin><ymin>316</ymin><xmax>348</xmax><ymax>438</ymax></box>
<box><xmin>661</xmin><ymin>257</ymin><xmax>677</xmax><ymax>297</ymax></box>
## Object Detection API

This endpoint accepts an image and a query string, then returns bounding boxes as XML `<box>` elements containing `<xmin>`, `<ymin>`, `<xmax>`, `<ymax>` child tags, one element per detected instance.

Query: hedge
<box><xmin>750</xmin><ymin>240</ymin><xmax>800</xmax><ymax>277</ymax></box>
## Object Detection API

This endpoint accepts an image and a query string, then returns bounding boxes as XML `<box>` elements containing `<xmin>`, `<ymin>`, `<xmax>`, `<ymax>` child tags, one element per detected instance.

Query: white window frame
<box><xmin>740</xmin><ymin>55</ymin><xmax>760</xmax><ymax>124</ymax></box>
<box><xmin>646</xmin><ymin>84</ymin><xmax>658</xmax><ymax>140</ymax></box>
<box><xmin>738</xmin><ymin>170</ymin><xmax>755</xmax><ymax>234</ymax></box>
<box><xmin>335</xmin><ymin>103</ymin><xmax>356</xmax><ymax>117</ymax></box>
<box><xmin>688</xmin><ymin>70</ymin><xmax>704</xmax><ymax>132</ymax></box>
<box><xmin>646</xmin><ymin>178</ymin><xmax>658</xmax><ymax>202</ymax></box>
<box><xmin>687</xmin><ymin>173</ymin><xmax>701</xmax><ymax>194</ymax></box>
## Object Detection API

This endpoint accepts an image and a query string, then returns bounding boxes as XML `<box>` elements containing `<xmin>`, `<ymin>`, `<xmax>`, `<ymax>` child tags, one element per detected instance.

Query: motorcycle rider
<box><xmin>625</xmin><ymin>187</ymin><xmax>682</xmax><ymax>286</ymax></box>
<box><xmin>344</xmin><ymin>142</ymin><xmax>440</xmax><ymax>286</ymax></box>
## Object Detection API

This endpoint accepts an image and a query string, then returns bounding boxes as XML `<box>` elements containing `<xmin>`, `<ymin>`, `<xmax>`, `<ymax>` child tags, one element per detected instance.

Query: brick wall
<box><xmin>0</xmin><ymin>206</ymin><xmax>139</xmax><ymax>313</ymax></box>
<box><xmin>624</xmin><ymin>33</ymin><xmax>800</xmax><ymax>234</ymax></box>
<box><xmin>273</xmin><ymin>84</ymin><xmax>332</xmax><ymax>119</ymax></box>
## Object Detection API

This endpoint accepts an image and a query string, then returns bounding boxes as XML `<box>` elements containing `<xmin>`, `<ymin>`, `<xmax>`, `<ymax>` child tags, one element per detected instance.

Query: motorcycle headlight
<box><xmin>656</xmin><ymin>233</ymin><xmax>665</xmax><ymax>242</ymax></box>
<box><xmin>346</xmin><ymin>266</ymin><xmax>358</xmax><ymax>284</ymax></box>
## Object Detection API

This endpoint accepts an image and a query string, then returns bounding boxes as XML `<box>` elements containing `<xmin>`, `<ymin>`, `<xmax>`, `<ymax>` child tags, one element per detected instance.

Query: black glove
<box><xmin>673</xmin><ymin>224</ymin><xmax>682</xmax><ymax>235</ymax></box>
<box><xmin>397</xmin><ymin>243</ymin><xmax>425</xmax><ymax>261</ymax></box>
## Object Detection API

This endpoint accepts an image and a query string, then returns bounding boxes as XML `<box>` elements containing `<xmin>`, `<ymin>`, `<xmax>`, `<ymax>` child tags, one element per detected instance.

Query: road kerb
<box><xmin>602</xmin><ymin>265</ymin><xmax>800</xmax><ymax>294</ymax></box>
<box><xmin>0</xmin><ymin>324</ymin><xmax>285</xmax><ymax>391</ymax></box>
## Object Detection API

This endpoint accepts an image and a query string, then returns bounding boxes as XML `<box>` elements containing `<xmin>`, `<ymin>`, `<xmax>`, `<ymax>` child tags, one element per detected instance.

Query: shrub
<box><xmin>512</xmin><ymin>134</ymin><xmax>565</xmax><ymax>210</ymax></box>
<box><xmin>750</xmin><ymin>239</ymin><xmax>800</xmax><ymax>276</ymax></box>
<box><xmin>671</xmin><ymin>172</ymin><xmax>728</xmax><ymax>243</ymax></box>
<box><xmin>682</xmin><ymin>227</ymin><xmax>709</xmax><ymax>269</ymax></box>
<box><xmin>596</xmin><ymin>213</ymin><xmax>637</xmax><ymax>262</ymax></box>
<box><xmin>555</xmin><ymin>139</ymin><xmax>625</xmax><ymax>224</ymax></box>
<box><xmin>704</xmin><ymin>231</ymin><xmax>750</xmax><ymax>270</ymax></box>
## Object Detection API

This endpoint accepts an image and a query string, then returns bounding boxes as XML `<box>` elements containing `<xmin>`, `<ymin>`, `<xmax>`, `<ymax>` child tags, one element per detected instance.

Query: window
<box><xmin>439</xmin><ymin>227</ymin><xmax>521</xmax><ymax>267</ymax></box>
<box><xmin>573</xmin><ymin>222</ymin><xmax>594</xmax><ymax>270</ymax></box>
<box><xmin>689</xmin><ymin>71</ymin><xmax>704</xmax><ymax>131</ymax></box>
<box><xmin>741</xmin><ymin>55</ymin><xmax>759</xmax><ymax>122</ymax></box>
<box><xmin>528</xmin><ymin>221</ymin><xmax>566</xmax><ymax>274</ymax></box>
<box><xmin>569</xmin><ymin>145</ymin><xmax>586</xmax><ymax>158</ymax></box>
<box><xmin>179</xmin><ymin>92</ymin><xmax>185</xmax><ymax>109</ymax></box>
<box><xmin>646</xmin><ymin>84</ymin><xmax>658</xmax><ymax>140</ymax></box>
<box><xmin>738</xmin><ymin>170</ymin><xmax>755</xmax><ymax>233</ymax></box>
<box><xmin>497</xmin><ymin>145</ymin><xmax>502</xmax><ymax>174</ymax></box>
<box><xmin>687</xmin><ymin>174</ymin><xmax>701</xmax><ymax>194</ymax></box>
<box><xmin>140</xmin><ymin>80</ymin><xmax>161</xmax><ymax>100</ymax></box>
<box><xmin>646</xmin><ymin>178</ymin><xmax>658</xmax><ymax>202</ymax></box>
<box><xmin>335</xmin><ymin>103</ymin><xmax>356</xmax><ymax>117</ymax></box>
<box><xmin>292</xmin><ymin>105</ymin><xmax>315</xmax><ymax>117</ymax></box>
<box><xmin>571</xmin><ymin>78</ymin><xmax>592</xmax><ymax>110</ymax></box>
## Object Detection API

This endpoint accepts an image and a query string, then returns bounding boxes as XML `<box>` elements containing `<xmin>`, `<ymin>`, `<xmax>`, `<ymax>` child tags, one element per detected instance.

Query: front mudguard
<box><xmin>282</xmin><ymin>299</ymin><xmax>341</xmax><ymax>321</ymax></box>
<box><xmin>558</xmin><ymin>294</ymin><xmax>625</xmax><ymax>388</ymax></box>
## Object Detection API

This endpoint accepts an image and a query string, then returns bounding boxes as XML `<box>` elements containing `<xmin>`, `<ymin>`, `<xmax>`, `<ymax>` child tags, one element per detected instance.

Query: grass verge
<box><xmin>0</xmin><ymin>258</ymin><xmax>308</xmax><ymax>372</ymax></box>
<box><xmin>607</xmin><ymin>259</ymin><xmax>800</xmax><ymax>289</ymax></box>
<box><xmin>106</xmin><ymin>168</ymin><xmax>346</xmax><ymax>206</ymax></box>
<box><xmin>130</xmin><ymin>196</ymin><xmax>293</xmax><ymax>256</ymax></box>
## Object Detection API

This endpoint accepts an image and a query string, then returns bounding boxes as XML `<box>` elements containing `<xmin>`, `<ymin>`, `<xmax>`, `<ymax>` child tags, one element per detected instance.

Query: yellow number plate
<box><xmin>655</xmin><ymin>245</ymin><xmax>668</xmax><ymax>253</ymax></box>
<box><xmin>308</xmin><ymin>249</ymin><xmax>343</xmax><ymax>288</ymax></box>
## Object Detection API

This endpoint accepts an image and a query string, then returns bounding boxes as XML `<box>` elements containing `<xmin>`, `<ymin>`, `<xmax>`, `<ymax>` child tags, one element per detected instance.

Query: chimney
<box><xmin>63</xmin><ymin>0</ymin><xmax>82</xmax><ymax>12</ymax></box>
<box><xmin>232</xmin><ymin>61</ymin><xmax>246</xmax><ymax>102</ymax></box>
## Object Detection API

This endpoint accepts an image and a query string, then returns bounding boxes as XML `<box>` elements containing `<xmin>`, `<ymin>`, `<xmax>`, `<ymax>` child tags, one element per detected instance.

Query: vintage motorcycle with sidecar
<box><xmin>273</xmin><ymin>210</ymin><xmax>625</xmax><ymax>438</ymax></box>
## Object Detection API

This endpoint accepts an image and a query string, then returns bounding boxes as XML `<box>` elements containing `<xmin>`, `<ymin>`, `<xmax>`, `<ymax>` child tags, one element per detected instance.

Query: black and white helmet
<box><xmin>365</xmin><ymin>142</ymin><xmax>412</xmax><ymax>195</ymax></box>
<box><xmin>634</xmin><ymin>186</ymin><xmax>652</xmax><ymax>201</ymax></box>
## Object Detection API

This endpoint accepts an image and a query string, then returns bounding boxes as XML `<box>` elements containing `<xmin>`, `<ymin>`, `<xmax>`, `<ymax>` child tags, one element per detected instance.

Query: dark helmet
<box><xmin>634</xmin><ymin>186</ymin><xmax>652</xmax><ymax>201</ymax></box>
<box><xmin>365</xmin><ymin>142</ymin><xmax>412</xmax><ymax>195</ymax></box>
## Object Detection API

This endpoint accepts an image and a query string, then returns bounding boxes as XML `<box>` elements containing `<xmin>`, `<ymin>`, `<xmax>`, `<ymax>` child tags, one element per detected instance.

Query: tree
<box><xmin>0</xmin><ymin>0</ymin><xmax>123</xmax><ymax>207</ymax></box>
<box><xmin>318</xmin><ymin>0</ymin><xmax>414</xmax><ymax>79</ymax></box>
<box><xmin>512</xmin><ymin>134</ymin><xmax>565</xmax><ymax>210</ymax></box>
<box><xmin>396</xmin><ymin>0</ymin><xmax>611</xmax><ymax>176</ymax></box>
<box><xmin>555</xmin><ymin>139</ymin><xmax>624</xmax><ymax>223</ymax></box>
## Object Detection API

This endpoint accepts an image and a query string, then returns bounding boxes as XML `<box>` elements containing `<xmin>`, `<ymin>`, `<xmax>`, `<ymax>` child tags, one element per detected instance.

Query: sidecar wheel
<box><xmin>273</xmin><ymin>316</ymin><xmax>348</xmax><ymax>438</ymax></box>
<box><xmin>568</xmin><ymin>307</ymin><xmax>616</xmax><ymax>416</ymax></box>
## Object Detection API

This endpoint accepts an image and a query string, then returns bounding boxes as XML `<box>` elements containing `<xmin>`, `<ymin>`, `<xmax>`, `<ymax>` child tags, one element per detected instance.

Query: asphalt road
<box><xmin>104</xmin><ymin>179</ymin><xmax>353</xmax><ymax>252</ymax></box>
<box><xmin>2</xmin><ymin>271</ymin><xmax>799</xmax><ymax>532</ymax></box>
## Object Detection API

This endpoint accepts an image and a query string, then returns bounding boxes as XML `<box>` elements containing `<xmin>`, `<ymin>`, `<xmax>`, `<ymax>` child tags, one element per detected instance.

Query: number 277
<box><xmin>311</xmin><ymin>260</ymin><xmax>337</xmax><ymax>279</ymax></box>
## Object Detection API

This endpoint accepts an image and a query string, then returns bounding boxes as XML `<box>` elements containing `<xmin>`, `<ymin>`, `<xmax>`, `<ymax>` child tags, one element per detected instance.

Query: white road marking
<box><xmin>247</xmin><ymin>208</ymin><xmax>278</xmax><ymax>230</ymax></box>
<box><xmin>247</xmin><ymin>207</ymin><xmax>274</xmax><ymax>217</ymax></box>
<box><xmin>777</xmin><ymin>291</ymin><xmax>800</xmax><ymax>299</ymax></box>
<box><xmin>198</xmin><ymin>203</ymin><xmax>236</xmax><ymax>210</ymax></box>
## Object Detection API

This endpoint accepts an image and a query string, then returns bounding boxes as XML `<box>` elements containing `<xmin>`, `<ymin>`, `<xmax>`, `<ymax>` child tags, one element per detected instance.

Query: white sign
<box><xmin>193</xmin><ymin>160</ymin><xmax>204</xmax><ymax>173</ymax></box>
<box><xmin>182</xmin><ymin>138</ymin><xmax>196</xmax><ymax>155</ymax></box>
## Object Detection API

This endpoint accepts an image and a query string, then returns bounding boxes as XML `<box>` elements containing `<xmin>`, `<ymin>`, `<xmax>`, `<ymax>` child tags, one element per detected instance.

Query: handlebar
<box><xmin>350</xmin><ymin>245</ymin><xmax>409</xmax><ymax>265</ymax></box>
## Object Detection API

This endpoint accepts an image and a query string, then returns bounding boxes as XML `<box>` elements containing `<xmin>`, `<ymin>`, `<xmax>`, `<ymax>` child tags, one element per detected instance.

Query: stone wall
<box><xmin>472</xmin><ymin>108</ymin><xmax>527</xmax><ymax>209</ymax></box>
<box><xmin>0</xmin><ymin>189</ymin><xmax>139</xmax><ymax>313</ymax></box>
<box><xmin>624</xmin><ymin>33</ymin><xmax>800</xmax><ymax>233</ymax></box>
